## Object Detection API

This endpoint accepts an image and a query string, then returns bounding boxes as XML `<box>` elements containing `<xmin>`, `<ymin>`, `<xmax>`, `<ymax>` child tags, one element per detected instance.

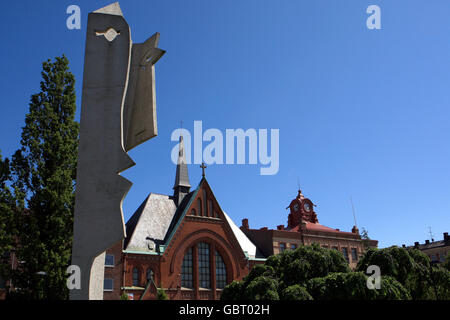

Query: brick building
<box><xmin>103</xmin><ymin>136</ymin><xmax>264</xmax><ymax>300</ymax></box>
<box><xmin>241</xmin><ymin>190</ymin><xmax>378</xmax><ymax>269</ymax></box>
<box><xmin>403</xmin><ymin>232</ymin><xmax>449</xmax><ymax>264</ymax></box>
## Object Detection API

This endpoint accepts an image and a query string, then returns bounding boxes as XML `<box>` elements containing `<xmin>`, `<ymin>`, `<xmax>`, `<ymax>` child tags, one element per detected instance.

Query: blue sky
<box><xmin>0</xmin><ymin>0</ymin><xmax>449</xmax><ymax>248</ymax></box>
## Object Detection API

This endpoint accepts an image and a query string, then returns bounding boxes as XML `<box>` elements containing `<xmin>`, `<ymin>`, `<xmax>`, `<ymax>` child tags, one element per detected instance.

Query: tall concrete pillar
<box><xmin>70</xmin><ymin>2</ymin><xmax>165</xmax><ymax>300</ymax></box>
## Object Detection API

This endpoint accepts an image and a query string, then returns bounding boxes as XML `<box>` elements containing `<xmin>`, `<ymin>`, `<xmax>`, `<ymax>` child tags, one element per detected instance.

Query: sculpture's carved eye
<box><xmin>95</xmin><ymin>28</ymin><xmax>120</xmax><ymax>42</ymax></box>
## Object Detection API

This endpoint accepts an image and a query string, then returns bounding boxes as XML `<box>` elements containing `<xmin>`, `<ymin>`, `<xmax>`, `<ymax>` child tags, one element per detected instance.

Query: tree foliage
<box><xmin>0</xmin><ymin>152</ymin><xmax>15</xmax><ymax>289</ymax></box>
<box><xmin>355</xmin><ymin>246</ymin><xmax>448</xmax><ymax>300</ymax></box>
<box><xmin>443</xmin><ymin>254</ymin><xmax>450</xmax><ymax>272</ymax></box>
<box><xmin>222</xmin><ymin>244</ymin><xmax>449</xmax><ymax>300</ymax></box>
<box><xmin>157</xmin><ymin>288</ymin><xmax>168</xmax><ymax>300</ymax></box>
<box><xmin>222</xmin><ymin>244</ymin><xmax>349</xmax><ymax>300</ymax></box>
<box><xmin>0</xmin><ymin>56</ymin><xmax>78</xmax><ymax>300</ymax></box>
<box><xmin>280</xmin><ymin>284</ymin><xmax>312</xmax><ymax>300</ymax></box>
<box><xmin>307</xmin><ymin>272</ymin><xmax>410</xmax><ymax>300</ymax></box>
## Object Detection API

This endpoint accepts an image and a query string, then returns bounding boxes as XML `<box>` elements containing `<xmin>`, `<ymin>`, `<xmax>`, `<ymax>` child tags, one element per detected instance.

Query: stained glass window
<box><xmin>215</xmin><ymin>250</ymin><xmax>227</xmax><ymax>289</ymax></box>
<box><xmin>198</xmin><ymin>242</ymin><xmax>211</xmax><ymax>288</ymax></box>
<box><xmin>181</xmin><ymin>247</ymin><xmax>193</xmax><ymax>288</ymax></box>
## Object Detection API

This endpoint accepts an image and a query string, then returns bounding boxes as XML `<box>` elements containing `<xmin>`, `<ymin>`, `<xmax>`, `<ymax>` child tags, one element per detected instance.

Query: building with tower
<box><xmin>103</xmin><ymin>136</ymin><xmax>264</xmax><ymax>300</ymax></box>
<box><xmin>101</xmin><ymin>136</ymin><xmax>379</xmax><ymax>300</ymax></box>
<box><xmin>240</xmin><ymin>190</ymin><xmax>378</xmax><ymax>269</ymax></box>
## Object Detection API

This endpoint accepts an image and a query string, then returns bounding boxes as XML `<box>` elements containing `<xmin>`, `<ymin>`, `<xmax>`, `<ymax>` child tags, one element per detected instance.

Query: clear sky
<box><xmin>0</xmin><ymin>0</ymin><xmax>449</xmax><ymax>248</ymax></box>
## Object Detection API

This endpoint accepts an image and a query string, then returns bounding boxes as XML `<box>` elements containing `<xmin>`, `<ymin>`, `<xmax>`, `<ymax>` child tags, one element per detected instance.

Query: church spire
<box><xmin>173</xmin><ymin>134</ymin><xmax>191</xmax><ymax>206</ymax></box>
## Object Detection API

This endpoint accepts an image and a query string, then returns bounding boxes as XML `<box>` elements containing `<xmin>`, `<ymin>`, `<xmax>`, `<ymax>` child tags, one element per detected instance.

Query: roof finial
<box><xmin>200</xmin><ymin>162</ymin><xmax>207</xmax><ymax>178</ymax></box>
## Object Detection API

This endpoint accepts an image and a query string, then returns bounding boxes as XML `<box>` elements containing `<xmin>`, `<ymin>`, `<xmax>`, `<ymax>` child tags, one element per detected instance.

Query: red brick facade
<box><xmin>241</xmin><ymin>190</ymin><xmax>378</xmax><ymax>269</ymax></box>
<box><xmin>103</xmin><ymin>179</ymin><xmax>260</xmax><ymax>300</ymax></box>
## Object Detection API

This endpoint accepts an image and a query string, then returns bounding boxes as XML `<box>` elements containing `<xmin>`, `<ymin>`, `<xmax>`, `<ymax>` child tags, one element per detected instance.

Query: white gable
<box><xmin>223</xmin><ymin>212</ymin><xmax>257</xmax><ymax>258</ymax></box>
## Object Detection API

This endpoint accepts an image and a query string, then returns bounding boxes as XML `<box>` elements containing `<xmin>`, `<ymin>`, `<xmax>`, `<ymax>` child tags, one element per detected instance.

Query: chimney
<box><xmin>414</xmin><ymin>241</ymin><xmax>419</xmax><ymax>248</ymax></box>
<box><xmin>444</xmin><ymin>232</ymin><xmax>449</xmax><ymax>241</ymax></box>
<box><xmin>352</xmin><ymin>226</ymin><xmax>359</xmax><ymax>234</ymax></box>
<box><xmin>425</xmin><ymin>240</ymin><xmax>430</xmax><ymax>244</ymax></box>
<box><xmin>241</xmin><ymin>219</ymin><xmax>249</xmax><ymax>230</ymax></box>
<box><xmin>277</xmin><ymin>225</ymin><xmax>284</xmax><ymax>231</ymax></box>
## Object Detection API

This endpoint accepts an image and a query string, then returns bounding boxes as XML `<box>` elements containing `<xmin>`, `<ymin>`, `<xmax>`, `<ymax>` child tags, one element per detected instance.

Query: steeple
<box><xmin>173</xmin><ymin>135</ymin><xmax>191</xmax><ymax>206</ymax></box>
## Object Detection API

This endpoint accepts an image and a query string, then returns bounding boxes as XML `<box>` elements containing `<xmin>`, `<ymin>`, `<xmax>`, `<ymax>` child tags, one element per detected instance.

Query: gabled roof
<box><xmin>124</xmin><ymin>193</ymin><xmax>177</xmax><ymax>253</ymax></box>
<box><xmin>124</xmin><ymin>178</ymin><xmax>261</xmax><ymax>260</ymax></box>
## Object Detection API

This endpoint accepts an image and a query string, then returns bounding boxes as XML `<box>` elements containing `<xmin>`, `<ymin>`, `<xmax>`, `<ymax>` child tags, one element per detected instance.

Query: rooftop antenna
<box><xmin>350</xmin><ymin>196</ymin><xmax>357</xmax><ymax>227</ymax></box>
<box><xmin>428</xmin><ymin>226</ymin><xmax>434</xmax><ymax>242</ymax></box>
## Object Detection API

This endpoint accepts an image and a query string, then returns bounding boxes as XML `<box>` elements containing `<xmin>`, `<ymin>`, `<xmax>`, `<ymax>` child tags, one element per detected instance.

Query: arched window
<box><xmin>203</xmin><ymin>189</ymin><xmax>208</xmax><ymax>216</ymax></box>
<box><xmin>208</xmin><ymin>200</ymin><xmax>213</xmax><ymax>218</ymax></box>
<box><xmin>198</xmin><ymin>242</ymin><xmax>211</xmax><ymax>288</ymax></box>
<box><xmin>181</xmin><ymin>242</ymin><xmax>228</xmax><ymax>291</ymax></box>
<box><xmin>197</xmin><ymin>198</ymin><xmax>202</xmax><ymax>216</ymax></box>
<box><xmin>191</xmin><ymin>208</ymin><xmax>196</xmax><ymax>216</ymax></box>
<box><xmin>132</xmin><ymin>268</ymin><xmax>140</xmax><ymax>287</ymax></box>
<box><xmin>215</xmin><ymin>250</ymin><xmax>227</xmax><ymax>289</ymax></box>
<box><xmin>181</xmin><ymin>247</ymin><xmax>193</xmax><ymax>288</ymax></box>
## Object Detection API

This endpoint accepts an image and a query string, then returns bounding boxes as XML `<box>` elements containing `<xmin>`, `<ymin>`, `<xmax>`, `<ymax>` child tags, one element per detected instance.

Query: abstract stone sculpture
<box><xmin>70</xmin><ymin>2</ymin><xmax>165</xmax><ymax>300</ymax></box>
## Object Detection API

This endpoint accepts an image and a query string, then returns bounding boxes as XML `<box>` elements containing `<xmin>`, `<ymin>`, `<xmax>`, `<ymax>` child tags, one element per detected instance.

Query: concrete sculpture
<box><xmin>70</xmin><ymin>2</ymin><xmax>165</xmax><ymax>300</ymax></box>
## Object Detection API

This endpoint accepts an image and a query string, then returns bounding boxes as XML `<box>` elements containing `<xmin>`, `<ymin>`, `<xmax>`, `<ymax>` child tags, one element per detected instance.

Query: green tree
<box><xmin>280</xmin><ymin>284</ymin><xmax>312</xmax><ymax>300</ymax></box>
<box><xmin>220</xmin><ymin>280</ymin><xmax>245</xmax><ymax>300</ymax></box>
<box><xmin>307</xmin><ymin>272</ymin><xmax>410</xmax><ymax>300</ymax></box>
<box><xmin>157</xmin><ymin>289</ymin><xmax>168</xmax><ymax>300</ymax></box>
<box><xmin>222</xmin><ymin>244</ymin><xmax>449</xmax><ymax>300</ymax></box>
<box><xmin>243</xmin><ymin>276</ymin><xmax>279</xmax><ymax>300</ymax></box>
<box><xmin>361</xmin><ymin>227</ymin><xmax>371</xmax><ymax>250</ymax></box>
<box><xmin>276</xmin><ymin>243</ymin><xmax>350</xmax><ymax>289</ymax></box>
<box><xmin>4</xmin><ymin>55</ymin><xmax>78</xmax><ymax>300</ymax></box>
<box><xmin>222</xmin><ymin>244</ymin><xmax>350</xmax><ymax>300</ymax></box>
<box><xmin>0</xmin><ymin>152</ymin><xmax>15</xmax><ymax>290</ymax></box>
<box><xmin>443</xmin><ymin>255</ymin><xmax>450</xmax><ymax>272</ymax></box>
<box><xmin>356</xmin><ymin>246</ymin><xmax>439</xmax><ymax>300</ymax></box>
